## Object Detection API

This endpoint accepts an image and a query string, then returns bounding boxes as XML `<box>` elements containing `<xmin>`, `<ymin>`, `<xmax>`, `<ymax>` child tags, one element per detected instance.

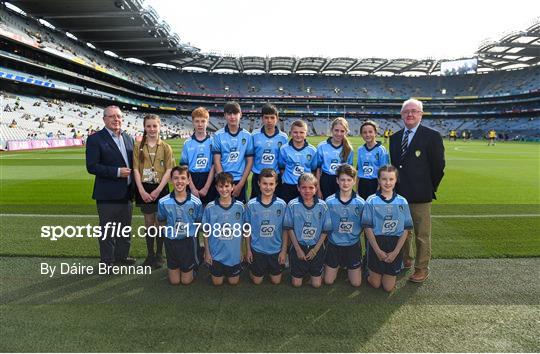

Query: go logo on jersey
<box><xmin>261</xmin><ymin>153</ymin><xmax>275</xmax><ymax>164</ymax></box>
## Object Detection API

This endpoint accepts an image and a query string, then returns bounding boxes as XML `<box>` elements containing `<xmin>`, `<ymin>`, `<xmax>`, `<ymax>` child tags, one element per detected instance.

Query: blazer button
<box><xmin>399</xmin><ymin>165</ymin><xmax>403</xmax><ymax>168</ymax></box>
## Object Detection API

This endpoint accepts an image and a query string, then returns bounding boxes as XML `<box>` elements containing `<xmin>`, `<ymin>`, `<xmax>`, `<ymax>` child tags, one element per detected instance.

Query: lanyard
<box><xmin>145</xmin><ymin>144</ymin><xmax>159</xmax><ymax>171</ymax></box>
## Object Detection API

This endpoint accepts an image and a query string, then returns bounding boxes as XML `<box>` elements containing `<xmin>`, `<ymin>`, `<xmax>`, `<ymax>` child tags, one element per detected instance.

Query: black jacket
<box><xmin>389</xmin><ymin>125</ymin><xmax>445</xmax><ymax>203</ymax></box>
<box><xmin>86</xmin><ymin>128</ymin><xmax>134</xmax><ymax>201</ymax></box>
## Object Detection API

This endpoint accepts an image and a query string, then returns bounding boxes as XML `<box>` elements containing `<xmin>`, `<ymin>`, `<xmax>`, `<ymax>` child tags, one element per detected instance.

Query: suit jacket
<box><xmin>86</xmin><ymin>128</ymin><xmax>134</xmax><ymax>201</ymax></box>
<box><xmin>389</xmin><ymin>124</ymin><xmax>445</xmax><ymax>203</ymax></box>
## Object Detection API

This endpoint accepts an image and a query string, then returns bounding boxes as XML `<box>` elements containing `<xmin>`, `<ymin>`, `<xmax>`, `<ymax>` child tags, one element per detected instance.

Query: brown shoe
<box><xmin>409</xmin><ymin>269</ymin><xmax>429</xmax><ymax>283</ymax></box>
<box><xmin>403</xmin><ymin>259</ymin><xmax>414</xmax><ymax>269</ymax></box>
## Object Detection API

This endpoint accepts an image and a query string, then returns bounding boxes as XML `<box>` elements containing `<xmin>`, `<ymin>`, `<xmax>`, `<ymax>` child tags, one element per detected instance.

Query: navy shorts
<box><xmin>289</xmin><ymin>243</ymin><xmax>325</xmax><ymax>278</ymax></box>
<box><xmin>320</xmin><ymin>172</ymin><xmax>339</xmax><ymax>199</ymax></box>
<box><xmin>357</xmin><ymin>177</ymin><xmax>378</xmax><ymax>201</ymax></box>
<box><xmin>164</xmin><ymin>237</ymin><xmax>198</xmax><ymax>272</ymax></box>
<box><xmin>190</xmin><ymin>172</ymin><xmax>216</xmax><ymax>205</ymax></box>
<box><xmin>325</xmin><ymin>241</ymin><xmax>362</xmax><ymax>269</ymax></box>
<box><xmin>278</xmin><ymin>183</ymin><xmax>299</xmax><ymax>204</ymax></box>
<box><xmin>367</xmin><ymin>236</ymin><xmax>402</xmax><ymax>276</ymax></box>
<box><xmin>209</xmin><ymin>260</ymin><xmax>243</xmax><ymax>278</ymax></box>
<box><xmin>249</xmin><ymin>249</ymin><xmax>284</xmax><ymax>277</ymax></box>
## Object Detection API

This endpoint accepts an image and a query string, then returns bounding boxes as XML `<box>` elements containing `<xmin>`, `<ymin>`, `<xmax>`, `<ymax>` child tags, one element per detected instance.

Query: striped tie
<box><xmin>401</xmin><ymin>129</ymin><xmax>411</xmax><ymax>160</ymax></box>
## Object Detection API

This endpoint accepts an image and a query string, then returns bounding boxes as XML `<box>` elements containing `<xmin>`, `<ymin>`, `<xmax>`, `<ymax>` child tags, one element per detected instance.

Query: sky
<box><xmin>144</xmin><ymin>0</ymin><xmax>539</xmax><ymax>60</ymax></box>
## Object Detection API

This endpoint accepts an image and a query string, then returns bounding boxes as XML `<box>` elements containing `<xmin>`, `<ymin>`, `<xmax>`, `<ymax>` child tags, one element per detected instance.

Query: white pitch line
<box><xmin>0</xmin><ymin>213</ymin><xmax>539</xmax><ymax>218</ymax></box>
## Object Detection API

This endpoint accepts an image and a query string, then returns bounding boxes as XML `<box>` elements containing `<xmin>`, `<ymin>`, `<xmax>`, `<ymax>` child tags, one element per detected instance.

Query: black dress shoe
<box><xmin>115</xmin><ymin>257</ymin><xmax>136</xmax><ymax>265</ymax></box>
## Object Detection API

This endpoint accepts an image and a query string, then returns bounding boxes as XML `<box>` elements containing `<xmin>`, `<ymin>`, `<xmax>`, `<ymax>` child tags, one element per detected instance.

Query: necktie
<box><xmin>401</xmin><ymin>129</ymin><xmax>411</xmax><ymax>160</ymax></box>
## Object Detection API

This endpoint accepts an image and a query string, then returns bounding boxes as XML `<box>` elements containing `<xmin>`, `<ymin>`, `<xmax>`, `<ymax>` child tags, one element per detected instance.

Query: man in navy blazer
<box><xmin>389</xmin><ymin>98</ymin><xmax>445</xmax><ymax>282</ymax></box>
<box><xmin>86</xmin><ymin>105</ymin><xmax>136</xmax><ymax>266</ymax></box>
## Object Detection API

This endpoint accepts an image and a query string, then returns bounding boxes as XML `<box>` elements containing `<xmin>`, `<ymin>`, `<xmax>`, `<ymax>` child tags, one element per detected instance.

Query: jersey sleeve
<box><xmin>321</xmin><ymin>204</ymin><xmax>333</xmax><ymax>233</ymax></box>
<box><xmin>201</xmin><ymin>205</ymin><xmax>210</xmax><ymax>225</ymax></box>
<box><xmin>245</xmin><ymin>134</ymin><xmax>254</xmax><ymax>157</ymax></box>
<box><xmin>179</xmin><ymin>141</ymin><xmax>188</xmax><ymax>166</ymax></box>
<box><xmin>316</xmin><ymin>145</ymin><xmax>324</xmax><ymax>168</ymax></box>
<box><xmin>245</xmin><ymin>203</ymin><xmax>252</xmax><ymax>224</ymax></box>
<box><xmin>403</xmin><ymin>203</ymin><xmax>413</xmax><ymax>230</ymax></box>
<box><xmin>356</xmin><ymin>147</ymin><xmax>362</xmax><ymax>170</ymax></box>
<box><xmin>381</xmin><ymin>148</ymin><xmax>390</xmax><ymax>166</ymax></box>
<box><xmin>157</xmin><ymin>201</ymin><xmax>167</xmax><ymax>222</ymax></box>
<box><xmin>278</xmin><ymin>146</ymin><xmax>286</xmax><ymax>169</ymax></box>
<box><xmin>283</xmin><ymin>203</ymin><xmax>294</xmax><ymax>230</ymax></box>
<box><xmin>212</xmin><ymin>134</ymin><xmax>222</xmax><ymax>155</ymax></box>
<box><xmin>361</xmin><ymin>202</ymin><xmax>374</xmax><ymax>229</ymax></box>
<box><xmin>195</xmin><ymin>202</ymin><xmax>203</xmax><ymax>223</ymax></box>
<box><xmin>310</xmin><ymin>147</ymin><xmax>318</xmax><ymax>171</ymax></box>
<box><xmin>347</xmin><ymin>149</ymin><xmax>354</xmax><ymax>165</ymax></box>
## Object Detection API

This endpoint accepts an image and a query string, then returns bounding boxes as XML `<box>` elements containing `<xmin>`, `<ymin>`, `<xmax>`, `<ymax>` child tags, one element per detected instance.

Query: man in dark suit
<box><xmin>86</xmin><ymin>105</ymin><xmax>136</xmax><ymax>266</ymax></box>
<box><xmin>389</xmin><ymin>98</ymin><xmax>445</xmax><ymax>282</ymax></box>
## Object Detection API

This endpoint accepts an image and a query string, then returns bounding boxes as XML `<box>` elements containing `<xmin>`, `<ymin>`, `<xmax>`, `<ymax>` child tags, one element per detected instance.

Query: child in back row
<box><xmin>245</xmin><ymin>168</ymin><xmax>288</xmax><ymax>285</ymax></box>
<box><xmin>324</xmin><ymin>164</ymin><xmax>365</xmax><ymax>287</ymax></box>
<box><xmin>202</xmin><ymin>172</ymin><xmax>247</xmax><ymax>286</ymax></box>
<box><xmin>362</xmin><ymin>165</ymin><xmax>413</xmax><ymax>292</ymax></box>
<box><xmin>278</xmin><ymin>120</ymin><xmax>317</xmax><ymax>203</ymax></box>
<box><xmin>180</xmin><ymin>107</ymin><xmax>216</xmax><ymax>205</ymax></box>
<box><xmin>250</xmin><ymin>104</ymin><xmax>288</xmax><ymax>199</ymax></box>
<box><xmin>316</xmin><ymin>117</ymin><xmax>354</xmax><ymax>199</ymax></box>
<box><xmin>212</xmin><ymin>102</ymin><xmax>253</xmax><ymax>203</ymax></box>
<box><xmin>284</xmin><ymin>173</ymin><xmax>332</xmax><ymax>288</ymax></box>
<box><xmin>357</xmin><ymin>120</ymin><xmax>389</xmax><ymax>200</ymax></box>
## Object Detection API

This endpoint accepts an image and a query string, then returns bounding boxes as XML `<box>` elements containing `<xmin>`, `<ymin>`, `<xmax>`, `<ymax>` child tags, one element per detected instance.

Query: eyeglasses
<box><xmin>401</xmin><ymin>109</ymin><xmax>422</xmax><ymax>115</ymax></box>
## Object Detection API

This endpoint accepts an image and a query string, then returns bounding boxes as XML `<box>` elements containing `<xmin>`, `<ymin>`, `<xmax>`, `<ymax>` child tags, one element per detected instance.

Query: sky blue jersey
<box><xmin>283</xmin><ymin>197</ymin><xmax>332</xmax><ymax>247</ymax></box>
<box><xmin>356</xmin><ymin>142</ymin><xmax>389</xmax><ymax>179</ymax></box>
<box><xmin>251</xmin><ymin>126</ymin><xmax>288</xmax><ymax>174</ymax></box>
<box><xmin>361</xmin><ymin>192</ymin><xmax>413</xmax><ymax>237</ymax></box>
<box><xmin>316</xmin><ymin>138</ymin><xmax>354</xmax><ymax>175</ymax></box>
<box><xmin>246</xmin><ymin>196</ymin><xmax>287</xmax><ymax>254</ymax></box>
<box><xmin>180</xmin><ymin>134</ymin><xmax>214</xmax><ymax>173</ymax></box>
<box><xmin>325</xmin><ymin>192</ymin><xmax>366</xmax><ymax>246</ymax></box>
<box><xmin>157</xmin><ymin>192</ymin><xmax>203</xmax><ymax>240</ymax></box>
<box><xmin>202</xmin><ymin>199</ymin><xmax>245</xmax><ymax>266</ymax></box>
<box><xmin>212</xmin><ymin>126</ymin><xmax>254</xmax><ymax>181</ymax></box>
<box><xmin>278</xmin><ymin>140</ymin><xmax>318</xmax><ymax>185</ymax></box>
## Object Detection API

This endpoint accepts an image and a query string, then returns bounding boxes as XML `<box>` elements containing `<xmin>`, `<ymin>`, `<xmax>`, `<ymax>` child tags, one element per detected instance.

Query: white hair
<box><xmin>400</xmin><ymin>98</ymin><xmax>423</xmax><ymax>112</ymax></box>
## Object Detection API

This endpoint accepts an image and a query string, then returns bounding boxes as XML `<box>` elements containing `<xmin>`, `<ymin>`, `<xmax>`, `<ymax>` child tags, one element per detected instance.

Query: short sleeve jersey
<box><xmin>246</xmin><ymin>196</ymin><xmax>287</xmax><ymax>254</ymax></box>
<box><xmin>202</xmin><ymin>199</ymin><xmax>245</xmax><ymax>266</ymax></box>
<box><xmin>356</xmin><ymin>142</ymin><xmax>389</xmax><ymax>180</ymax></box>
<box><xmin>361</xmin><ymin>192</ymin><xmax>413</xmax><ymax>237</ymax></box>
<box><xmin>316</xmin><ymin>138</ymin><xmax>354</xmax><ymax>175</ymax></box>
<box><xmin>283</xmin><ymin>197</ymin><xmax>332</xmax><ymax>247</ymax></box>
<box><xmin>157</xmin><ymin>192</ymin><xmax>203</xmax><ymax>239</ymax></box>
<box><xmin>251</xmin><ymin>126</ymin><xmax>288</xmax><ymax>174</ymax></box>
<box><xmin>325</xmin><ymin>192</ymin><xmax>365</xmax><ymax>246</ymax></box>
<box><xmin>278</xmin><ymin>140</ymin><xmax>318</xmax><ymax>185</ymax></box>
<box><xmin>180</xmin><ymin>134</ymin><xmax>213</xmax><ymax>173</ymax></box>
<box><xmin>212</xmin><ymin>126</ymin><xmax>254</xmax><ymax>181</ymax></box>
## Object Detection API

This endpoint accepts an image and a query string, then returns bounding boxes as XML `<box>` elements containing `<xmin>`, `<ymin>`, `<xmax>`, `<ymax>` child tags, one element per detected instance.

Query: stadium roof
<box><xmin>5</xmin><ymin>0</ymin><xmax>540</xmax><ymax>75</ymax></box>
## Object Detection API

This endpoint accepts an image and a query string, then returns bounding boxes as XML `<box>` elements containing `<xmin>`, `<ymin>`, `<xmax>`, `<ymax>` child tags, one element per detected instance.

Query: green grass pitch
<box><xmin>0</xmin><ymin>138</ymin><xmax>539</xmax><ymax>352</ymax></box>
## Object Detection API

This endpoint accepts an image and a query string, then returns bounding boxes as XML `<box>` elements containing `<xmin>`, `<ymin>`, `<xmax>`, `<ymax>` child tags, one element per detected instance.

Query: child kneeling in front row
<box><xmin>284</xmin><ymin>173</ymin><xmax>332</xmax><ymax>288</ymax></box>
<box><xmin>361</xmin><ymin>165</ymin><xmax>413</xmax><ymax>292</ymax></box>
<box><xmin>157</xmin><ymin>166</ymin><xmax>203</xmax><ymax>285</ymax></box>
<box><xmin>202</xmin><ymin>172</ymin><xmax>248</xmax><ymax>286</ymax></box>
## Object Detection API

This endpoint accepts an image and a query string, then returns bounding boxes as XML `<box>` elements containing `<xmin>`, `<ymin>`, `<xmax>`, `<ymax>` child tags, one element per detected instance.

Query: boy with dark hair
<box><xmin>212</xmin><ymin>102</ymin><xmax>253</xmax><ymax>203</ymax></box>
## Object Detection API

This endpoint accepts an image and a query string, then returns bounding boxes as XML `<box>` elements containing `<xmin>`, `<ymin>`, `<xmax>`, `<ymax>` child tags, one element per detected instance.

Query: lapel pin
<box><xmin>415</xmin><ymin>150</ymin><xmax>421</xmax><ymax>157</ymax></box>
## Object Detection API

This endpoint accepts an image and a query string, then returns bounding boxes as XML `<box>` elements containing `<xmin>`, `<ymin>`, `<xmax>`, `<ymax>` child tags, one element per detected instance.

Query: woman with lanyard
<box><xmin>134</xmin><ymin>114</ymin><xmax>175</xmax><ymax>269</ymax></box>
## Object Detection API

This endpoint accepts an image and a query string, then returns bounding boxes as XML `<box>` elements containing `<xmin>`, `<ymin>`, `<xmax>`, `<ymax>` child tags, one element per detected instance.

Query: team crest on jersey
<box><xmin>375</xmin><ymin>153</ymin><xmax>380</xmax><ymax>161</ymax></box>
<box><xmin>188</xmin><ymin>208</ymin><xmax>194</xmax><ymax>216</ymax></box>
<box><xmin>318</xmin><ymin>211</ymin><xmax>322</xmax><ymax>218</ymax></box>
<box><xmin>235</xmin><ymin>212</ymin><xmax>241</xmax><ymax>220</ymax></box>
<box><xmin>415</xmin><ymin>150</ymin><xmax>421</xmax><ymax>157</ymax></box>
<box><xmin>355</xmin><ymin>207</ymin><xmax>360</xmax><ymax>216</ymax></box>
<box><xmin>277</xmin><ymin>209</ymin><xmax>282</xmax><ymax>216</ymax></box>
<box><xmin>241</xmin><ymin>138</ymin><xmax>247</xmax><ymax>145</ymax></box>
<box><xmin>399</xmin><ymin>205</ymin><xmax>404</xmax><ymax>212</ymax></box>
<box><xmin>307</xmin><ymin>154</ymin><xmax>312</xmax><ymax>161</ymax></box>
<box><xmin>278</xmin><ymin>142</ymin><xmax>283</xmax><ymax>147</ymax></box>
